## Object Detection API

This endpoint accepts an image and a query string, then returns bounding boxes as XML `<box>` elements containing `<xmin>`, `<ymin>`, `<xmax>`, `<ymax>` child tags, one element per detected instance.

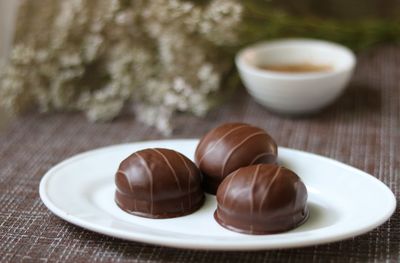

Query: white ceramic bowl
<box><xmin>235</xmin><ymin>39</ymin><xmax>356</xmax><ymax>114</ymax></box>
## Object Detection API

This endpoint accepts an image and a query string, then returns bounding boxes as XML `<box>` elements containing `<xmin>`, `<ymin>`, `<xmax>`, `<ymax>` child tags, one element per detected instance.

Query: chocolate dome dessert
<box><xmin>214</xmin><ymin>164</ymin><xmax>308</xmax><ymax>234</ymax></box>
<box><xmin>115</xmin><ymin>148</ymin><xmax>204</xmax><ymax>218</ymax></box>
<box><xmin>195</xmin><ymin>123</ymin><xmax>277</xmax><ymax>194</ymax></box>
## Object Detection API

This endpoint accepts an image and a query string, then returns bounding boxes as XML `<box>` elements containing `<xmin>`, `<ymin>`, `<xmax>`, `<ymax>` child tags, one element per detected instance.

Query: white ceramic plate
<box><xmin>39</xmin><ymin>139</ymin><xmax>396</xmax><ymax>250</ymax></box>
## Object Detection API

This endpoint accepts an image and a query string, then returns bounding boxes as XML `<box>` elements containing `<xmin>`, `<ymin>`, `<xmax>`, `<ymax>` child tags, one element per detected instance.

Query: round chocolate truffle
<box><xmin>195</xmin><ymin>123</ymin><xmax>277</xmax><ymax>194</ymax></box>
<box><xmin>115</xmin><ymin>148</ymin><xmax>204</xmax><ymax>218</ymax></box>
<box><xmin>214</xmin><ymin>164</ymin><xmax>308</xmax><ymax>235</ymax></box>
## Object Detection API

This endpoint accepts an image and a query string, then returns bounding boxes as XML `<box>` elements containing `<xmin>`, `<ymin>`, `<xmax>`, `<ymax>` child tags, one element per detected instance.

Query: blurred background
<box><xmin>271</xmin><ymin>0</ymin><xmax>399</xmax><ymax>19</ymax></box>
<box><xmin>0</xmin><ymin>0</ymin><xmax>399</xmax><ymax>134</ymax></box>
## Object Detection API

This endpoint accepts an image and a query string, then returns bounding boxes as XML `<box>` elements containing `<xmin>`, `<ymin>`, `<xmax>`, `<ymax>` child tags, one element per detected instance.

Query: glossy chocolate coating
<box><xmin>214</xmin><ymin>164</ymin><xmax>308</xmax><ymax>235</ymax></box>
<box><xmin>115</xmin><ymin>148</ymin><xmax>204</xmax><ymax>218</ymax></box>
<box><xmin>195</xmin><ymin>123</ymin><xmax>277</xmax><ymax>194</ymax></box>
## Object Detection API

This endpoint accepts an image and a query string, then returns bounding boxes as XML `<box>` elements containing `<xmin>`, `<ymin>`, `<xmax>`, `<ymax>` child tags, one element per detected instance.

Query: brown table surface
<box><xmin>0</xmin><ymin>45</ymin><xmax>399</xmax><ymax>262</ymax></box>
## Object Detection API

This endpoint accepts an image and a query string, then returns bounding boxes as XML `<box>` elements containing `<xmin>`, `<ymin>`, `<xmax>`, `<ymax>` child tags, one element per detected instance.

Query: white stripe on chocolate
<box><xmin>249</xmin><ymin>164</ymin><xmax>261</xmax><ymax>215</ymax></box>
<box><xmin>152</xmin><ymin>149</ymin><xmax>182</xmax><ymax>191</ymax></box>
<box><xmin>222</xmin><ymin>169</ymin><xmax>239</xmax><ymax>205</ymax></box>
<box><xmin>134</xmin><ymin>152</ymin><xmax>154</xmax><ymax>214</ymax></box>
<box><xmin>197</xmin><ymin>125</ymin><xmax>247</xmax><ymax>165</ymax></box>
<box><xmin>249</xmin><ymin>152</ymin><xmax>273</xmax><ymax>165</ymax></box>
<box><xmin>117</xmin><ymin>169</ymin><xmax>134</xmax><ymax>192</ymax></box>
<box><xmin>221</xmin><ymin>131</ymin><xmax>267</xmax><ymax>176</ymax></box>
<box><xmin>176</xmin><ymin>152</ymin><xmax>192</xmax><ymax>208</ymax></box>
<box><xmin>258</xmin><ymin>166</ymin><xmax>281</xmax><ymax>213</ymax></box>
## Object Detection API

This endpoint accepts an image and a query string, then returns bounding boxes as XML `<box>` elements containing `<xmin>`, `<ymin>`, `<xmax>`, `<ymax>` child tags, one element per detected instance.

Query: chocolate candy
<box><xmin>214</xmin><ymin>164</ymin><xmax>309</xmax><ymax>235</ymax></box>
<box><xmin>115</xmin><ymin>148</ymin><xmax>204</xmax><ymax>218</ymax></box>
<box><xmin>195</xmin><ymin>123</ymin><xmax>277</xmax><ymax>194</ymax></box>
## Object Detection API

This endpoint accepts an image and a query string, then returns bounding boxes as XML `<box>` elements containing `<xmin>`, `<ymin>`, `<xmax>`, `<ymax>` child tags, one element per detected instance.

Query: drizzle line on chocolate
<box><xmin>249</xmin><ymin>164</ymin><xmax>261</xmax><ymax>215</ymax></box>
<box><xmin>249</xmin><ymin>152</ymin><xmax>273</xmax><ymax>165</ymax></box>
<box><xmin>117</xmin><ymin>170</ymin><xmax>133</xmax><ymax>192</ymax></box>
<box><xmin>134</xmin><ymin>152</ymin><xmax>154</xmax><ymax>214</ymax></box>
<box><xmin>258</xmin><ymin>166</ymin><xmax>281</xmax><ymax>213</ymax></box>
<box><xmin>222</xmin><ymin>169</ymin><xmax>240</xmax><ymax>205</ymax></box>
<box><xmin>220</xmin><ymin>131</ymin><xmax>267</xmax><ymax>176</ymax></box>
<box><xmin>176</xmin><ymin>151</ymin><xmax>192</xmax><ymax>208</ymax></box>
<box><xmin>197</xmin><ymin>124</ymin><xmax>247</xmax><ymax>165</ymax></box>
<box><xmin>151</xmin><ymin>148</ymin><xmax>182</xmax><ymax>192</ymax></box>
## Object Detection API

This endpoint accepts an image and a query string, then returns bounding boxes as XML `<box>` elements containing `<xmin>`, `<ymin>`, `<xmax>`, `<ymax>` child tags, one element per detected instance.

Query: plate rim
<box><xmin>39</xmin><ymin>139</ymin><xmax>397</xmax><ymax>250</ymax></box>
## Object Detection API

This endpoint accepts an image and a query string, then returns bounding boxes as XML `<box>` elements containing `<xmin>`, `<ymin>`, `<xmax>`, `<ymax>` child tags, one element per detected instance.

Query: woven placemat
<box><xmin>0</xmin><ymin>45</ymin><xmax>399</xmax><ymax>262</ymax></box>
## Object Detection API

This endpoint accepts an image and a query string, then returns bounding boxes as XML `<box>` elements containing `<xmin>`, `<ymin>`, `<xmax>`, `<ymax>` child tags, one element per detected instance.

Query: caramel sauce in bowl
<box><xmin>235</xmin><ymin>39</ymin><xmax>356</xmax><ymax>115</ymax></box>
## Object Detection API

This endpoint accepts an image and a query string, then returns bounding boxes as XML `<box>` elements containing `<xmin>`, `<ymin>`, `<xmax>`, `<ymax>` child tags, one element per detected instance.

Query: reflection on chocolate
<box><xmin>214</xmin><ymin>164</ymin><xmax>309</xmax><ymax>235</ymax></box>
<box><xmin>195</xmin><ymin>123</ymin><xmax>277</xmax><ymax>194</ymax></box>
<box><xmin>115</xmin><ymin>148</ymin><xmax>204</xmax><ymax>218</ymax></box>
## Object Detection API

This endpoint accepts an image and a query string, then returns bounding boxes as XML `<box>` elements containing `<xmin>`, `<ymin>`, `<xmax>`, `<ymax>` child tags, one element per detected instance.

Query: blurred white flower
<box><xmin>0</xmin><ymin>0</ymin><xmax>243</xmax><ymax>134</ymax></box>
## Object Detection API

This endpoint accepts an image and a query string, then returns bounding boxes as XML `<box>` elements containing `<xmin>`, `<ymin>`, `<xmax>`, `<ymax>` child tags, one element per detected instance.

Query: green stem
<box><xmin>239</xmin><ymin>3</ymin><xmax>400</xmax><ymax>50</ymax></box>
